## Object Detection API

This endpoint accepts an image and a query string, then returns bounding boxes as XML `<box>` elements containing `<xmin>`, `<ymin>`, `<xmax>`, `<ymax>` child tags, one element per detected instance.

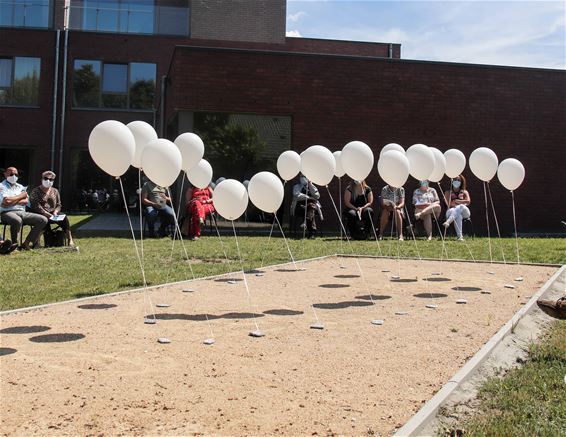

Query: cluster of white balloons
<box><xmin>89</xmin><ymin>120</ymin><xmax>526</xmax><ymax>224</ymax></box>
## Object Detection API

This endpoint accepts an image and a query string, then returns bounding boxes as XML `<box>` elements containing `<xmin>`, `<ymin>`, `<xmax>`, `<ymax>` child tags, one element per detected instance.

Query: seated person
<box><xmin>141</xmin><ymin>179</ymin><xmax>175</xmax><ymax>238</ymax></box>
<box><xmin>30</xmin><ymin>170</ymin><xmax>75</xmax><ymax>247</ymax></box>
<box><xmin>378</xmin><ymin>184</ymin><xmax>405</xmax><ymax>241</ymax></box>
<box><xmin>0</xmin><ymin>167</ymin><xmax>48</xmax><ymax>250</ymax></box>
<box><xmin>0</xmin><ymin>235</ymin><xmax>18</xmax><ymax>255</ymax></box>
<box><xmin>344</xmin><ymin>179</ymin><xmax>374</xmax><ymax>239</ymax></box>
<box><xmin>185</xmin><ymin>184</ymin><xmax>215</xmax><ymax>241</ymax></box>
<box><xmin>443</xmin><ymin>174</ymin><xmax>471</xmax><ymax>241</ymax></box>
<box><xmin>412</xmin><ymin>180</ymin><xmax>441</xmax><ymax>241</ymax></box>
<box><xmin>291</xmin><ymin>174</ymin><xmax>323</xmax><ymax>239</ymax></box>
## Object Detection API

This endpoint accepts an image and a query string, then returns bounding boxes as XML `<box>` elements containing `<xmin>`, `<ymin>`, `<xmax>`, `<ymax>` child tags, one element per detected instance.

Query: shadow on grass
<box><xmin>74</xmin><ymin>291</ymin><xmax>110</xmax><ymax>299</ymax></box>
<box><xmin>0</xmin><ymin>325</ymin><xmax>51</xmax><ymax>334</ymax></box>
<box><xmin>313</xmin><ymin>301</ymin><xmax>374</xmax><ymax>309</ymax></box>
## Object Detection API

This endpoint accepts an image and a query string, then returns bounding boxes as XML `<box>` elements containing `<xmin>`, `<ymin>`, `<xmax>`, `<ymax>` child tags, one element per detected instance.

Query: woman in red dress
<box><xmin>186</xmin><ymin>186</ymin><xmax>215</xmax><ymax>240</ymax></box>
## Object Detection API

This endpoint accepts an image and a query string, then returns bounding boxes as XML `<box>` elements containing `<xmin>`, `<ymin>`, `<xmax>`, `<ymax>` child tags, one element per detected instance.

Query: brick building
<box><xmin>1</xmin><ymin>0</ymin><xmax>564</xmax><ymax>233</ymax></box>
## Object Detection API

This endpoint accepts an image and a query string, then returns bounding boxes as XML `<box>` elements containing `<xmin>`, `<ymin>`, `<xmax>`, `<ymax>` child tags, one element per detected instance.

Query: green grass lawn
<box><xmin>0</xmin><ymin>214</ymin><xmax>564</xmax><ymax>311</ymax></box>
<box><xmin>457</xmin><ymin>320</ymin><xmax>566</xmax><ymax>437</ymax></box>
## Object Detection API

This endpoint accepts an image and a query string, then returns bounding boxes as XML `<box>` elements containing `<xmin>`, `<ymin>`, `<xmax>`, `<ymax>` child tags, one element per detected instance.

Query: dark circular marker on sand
<box><xmin>29</xmin><ymin>333</ymin><xmax>85</xmax><ymax>343</ymax></box>
<box><xmin>0</xmin><ymin>325</ymin><xmax>51</xmax><ymax>334</ymax></box>
<box><xmin>77</xmin><ymin>303</ymin><xmax>117</xmax><ymax>310</ymax></box>
<box><xmin>0</xmin><ymin>348</ymin><xmax>17</xmax><ymax>356</ymax></box>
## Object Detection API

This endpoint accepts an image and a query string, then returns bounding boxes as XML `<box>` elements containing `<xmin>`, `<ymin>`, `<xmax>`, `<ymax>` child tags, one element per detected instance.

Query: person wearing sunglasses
<box><xmin>0</xmin><ymin>167</ymin><xmax>48</xmax><ymax>249</ymax></box>
<box><xmin>30</xmin><ymin>170</ymin><xmax>75</xmax><ymax>247</ymax></box>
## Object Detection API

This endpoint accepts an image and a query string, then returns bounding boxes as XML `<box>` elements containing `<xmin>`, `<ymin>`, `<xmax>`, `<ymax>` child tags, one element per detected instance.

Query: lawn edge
<box><xmin>393</xmin><ymin>263</ymin><xmax>566</xmax><ymax>437</ymax></box>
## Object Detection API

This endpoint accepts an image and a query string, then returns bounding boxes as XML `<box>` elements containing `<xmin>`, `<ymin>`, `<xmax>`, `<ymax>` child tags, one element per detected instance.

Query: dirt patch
<box><xmin>0</xmin><ymin>257</ymin><xmax>556</xmax><ymax>436</ymax></box>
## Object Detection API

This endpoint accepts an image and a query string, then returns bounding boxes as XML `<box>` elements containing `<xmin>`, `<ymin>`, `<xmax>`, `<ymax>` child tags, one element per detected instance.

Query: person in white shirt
<box><xmin>412</xmin><ymin>180</ymin><xmax>441</xmax><ymax>240</ymax></box>
<box><xmin>0</xmin><ymin>167</ymin><xmax>48</xmax><ymax>249</ymax></box>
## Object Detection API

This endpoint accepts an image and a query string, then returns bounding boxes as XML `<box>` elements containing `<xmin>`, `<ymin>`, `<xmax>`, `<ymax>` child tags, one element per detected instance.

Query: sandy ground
<box><xmin>0</xmin><ymin>256</ymin><xmax>557</xmax><ymax>437</ymax></box>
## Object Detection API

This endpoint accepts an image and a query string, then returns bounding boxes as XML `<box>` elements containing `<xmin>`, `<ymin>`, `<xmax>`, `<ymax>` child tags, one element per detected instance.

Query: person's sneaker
<box><xmin>0</xmin><ymin>240</ymin><xmax>11</xmax><ymax>255</ymax></box>
<box><xmin>8</xmin><ymin>243</ymin><xmax>18</xmax><ymax>254</ymax></box>
<box><xmin>189</xmin><ymin>236</ymin><xmax>199</xmax><ymax>241</ymax></box>
<box><xmin>299</xmin><ymin>222</ymin><xmax>306</xmax><ymax>230</ymax></box>
<box><xmin>377</xmin><ymin>235</ymin><xmax>383</xmax><ymax>241</ymax></box>
<box><xmin>537</xmin><ymin>297</ymin><xmax>566</xmax><ymax>320</ymax></box>
<box><xmin>457</xmin><ymin>236</ymin><xmax>465</xmax><ymax>241</ymax></box>
<box><xmin>427</xmin><ymin>236</ymin><xmax>433</xmax><ymax>241</ymax></box>
<box><xmin>398</xmin><ymin>236</ymin><xmax>404</xmax><ymax>241</ymax></box>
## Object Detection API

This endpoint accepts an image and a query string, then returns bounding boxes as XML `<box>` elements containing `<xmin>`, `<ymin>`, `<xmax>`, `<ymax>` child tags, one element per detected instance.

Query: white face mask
<box><xmin>7</xmin><ymin>175</ymin><xmax>18</xmax><ymax>184</ymax></box>
<box><xmin>42</xmin><ymin>179</ymin><xmax>53</xmax><ymax>188</ymax></box>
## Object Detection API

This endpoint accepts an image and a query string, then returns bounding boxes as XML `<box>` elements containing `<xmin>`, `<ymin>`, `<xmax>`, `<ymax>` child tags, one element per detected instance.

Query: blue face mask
<box><xmin>452</xmin><ymin>180</ymin><xmax>461</xmax><ymax>189</ymax></box>
<box><xmin>420</xmin><ymin>180</ymin><xmax>429</xmax><ymax>188</ymax></box>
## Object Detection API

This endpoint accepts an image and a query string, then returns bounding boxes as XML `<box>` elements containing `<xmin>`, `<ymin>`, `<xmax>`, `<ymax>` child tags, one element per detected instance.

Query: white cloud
<box><xmin>286</xmin><ymin>30</ymin><xmax>302</xmax><ymax>38</ymax></box>
<box><xmin>288</xmin><ymin>11</ymin><xmax>307</xmax><ymax>22</ymax></box>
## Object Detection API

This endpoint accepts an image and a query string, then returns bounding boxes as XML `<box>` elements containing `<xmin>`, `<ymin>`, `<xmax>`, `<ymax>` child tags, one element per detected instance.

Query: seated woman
<box><xmin>185</xmin><ymin>185</ymin><xmax>215</xmax><ymax>241</ymax></box>
<box><xmin>291</xmin><ymin>174</ymin><xmax>322</xmax><ymax>239</ymax></box>
<box><xmin>30</xmin><ymin>170</ymin><xmax>75</xmax><ymax>246</ymax></box>
<box><xmin>344</xmin><ymin>179</ymin><xmax>374</xmax><ymax>240</ymax></box>
<box><xmin>443</xmin><ymin>174</ymin><xmax>471</xmax><ymax>241</ymax></box>
<box><xmin>379</xmin><ymin>184</ymin><xmax>405</xmax><ymax>241</ymax></box>
<box><xmin>412</xmin><ymin>180</ymin><xmax>441</xmax><ymax>241</ymax></box>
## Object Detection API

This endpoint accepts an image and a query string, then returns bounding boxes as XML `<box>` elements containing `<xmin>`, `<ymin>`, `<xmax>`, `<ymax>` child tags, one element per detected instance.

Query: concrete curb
<box><xmin>0</xmin><ymin>254</ymin><xmax>335</xmax><ymax>316</ymax></box>
<box><xmin>394</xmin><ymin>264</ymin><xmax>565</xmax><ymax>437</ymax></box>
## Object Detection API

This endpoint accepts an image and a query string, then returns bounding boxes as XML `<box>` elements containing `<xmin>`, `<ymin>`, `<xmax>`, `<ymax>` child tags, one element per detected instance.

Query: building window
<box><xmin>0</xmin><ymin>56</ymin><xmax>41</xmax><ymax>106</ymax></box>
<box><xmin>73</xmin><ymin>59</ymin><xmax>155</xmax><ymax>110</ymax></box>
<box><xmin>67</xmin><ymin>0</ymin><xmax>189</xmax><ymax>36</ymax></box>
<box><xmin>0</xmin><ymin>0</ymin><xmax>51</xmax><ymax>28</ymax></box>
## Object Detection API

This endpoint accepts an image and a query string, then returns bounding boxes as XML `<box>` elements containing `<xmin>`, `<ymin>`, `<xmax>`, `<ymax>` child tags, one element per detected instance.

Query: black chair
<box><xmin>178</xmin><ymin>209</ymin><xmax>217</xmax><ymax>238</ymax></box>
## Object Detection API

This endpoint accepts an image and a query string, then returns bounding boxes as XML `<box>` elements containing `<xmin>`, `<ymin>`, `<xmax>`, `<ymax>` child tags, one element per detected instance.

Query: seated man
<box><xmin>291</xmin><ymin>174</ymin><xmax>323</xmax><ymax>239</ymax></box>
<box><xmin>0</xmin><ymin>167</ymin><xmax>48</xmax><ymax>249</ymax></box>
<box><xmin>185</xmin><ymin>184</ymin><xmax>215</xmax><ymax>241</ymax></box>
<box><xmin>0</xmin><ymin>235</ymin><xmax>18</xmax><ymax>255</ymax></box>
<box><xmin>378</xmin><ymin>184</ymin><xmax>405</xmax><ymax>241</ymax></box>
<box><xmin>141</xmin><ymin>178</ymin><xmax>175</xmax><ymax>238</ymax></box>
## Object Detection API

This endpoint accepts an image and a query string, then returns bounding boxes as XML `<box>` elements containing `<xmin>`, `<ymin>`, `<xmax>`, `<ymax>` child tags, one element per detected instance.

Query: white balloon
<box><xmin>186</xmin><ymin>159</ymin><xmax>213</xmax><ymax>189</ymax></box>
<box><xmin>380</xmin><ymin>143</ymin><xmax>405</xmax><ymax>157</ymax></box>
<box><xmin>88</xmin><ymin>120</ymin><xmax>135</xmax><ymax>177</ymax></box>
<box><xmin>341</xmin><ymin>141</ymin><xmax>374</xmax><ymax>181</ymax></box>
<box><xmin>213</xmin><ymin>179</ymin><xmax>249</xmax><ymax>220</ymax></box>
<box><xmin>248</xmin><ymin>171</ymin><xmax>284</xmax><ymax>213</ymax></box>
<box><xmin>497</xmin><ymin>158</ymin><xmax>525</xmax><ymax>191</ymax></box>
<box><xmin>428</xmin><ymin>147</ymin><xmax>446</xmax><ymax>183</ymax></box>
<box><xmin>127</xmin><ymin>121</ymin><xmax>157</xmax><ymax>169</ymax></box>
<box><xmin>300</xmin><ymin>145</ymin><xmax>336</xmax><ymax>186</ymax></box>
<box><xmin>333</xmin><ymin>151</ymin><xmax>346</xmax><ymax>178</ymax></box>
<box><xmin>277</xmin><ymin>150</ymin><xmax>301</xmax><ymax>181</ymax></box>
<box><xmin>470</xmin><ymin>147</ymin><xmax>499</xmax><ymax>182</ymax></box>
<box><xmin>174</xmin><ymin>132</ymin><xmax>205</xmax><ymax>172</ymax></box>
<box><xmin>378</xmin><ymin>150</ymin><xmax>410</xmax><ymax>188</ymax></box>
<box><xmin>406</xmin><ymin>143</ymin><xmax>435</xmax><ymax>181</ymax></box>
<box><xmin>141</xmin><ymin>139</ymin><xmax>182</xmax><ymax>187</ymax></box>
<box><xmin>444</xmin><ymin>149</ymin><xmax>466</xmax><ymax>178</ymax></box>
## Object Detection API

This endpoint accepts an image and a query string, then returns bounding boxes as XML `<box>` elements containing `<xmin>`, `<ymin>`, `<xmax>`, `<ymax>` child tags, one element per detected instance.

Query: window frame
<box><xmin>0</xmin><ymin>0</ymin><xmax>53</xmax><ymax>29</ymax></box>
<box><xmin>0</xmin><ymin>55</ymin><xmax>41</xmax><ymax>107</ymax></box>
<box><xmin>72</xmin><ymin>59</ymin><xmax>156</xmax><ymax>111</ymax></box>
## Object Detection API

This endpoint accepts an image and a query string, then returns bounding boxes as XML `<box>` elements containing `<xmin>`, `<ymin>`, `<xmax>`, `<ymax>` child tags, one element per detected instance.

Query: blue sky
<box><xmin>286</xmin><ymin>1</ymin><xmax>565</xmax><ymax>69</ymax></box>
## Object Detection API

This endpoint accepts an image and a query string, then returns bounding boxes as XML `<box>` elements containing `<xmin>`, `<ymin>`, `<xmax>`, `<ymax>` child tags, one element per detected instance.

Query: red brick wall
<box><xmin>167</xmin><ymin>47</ymin><xmax>566</xmax><ymax>233</ymax></box>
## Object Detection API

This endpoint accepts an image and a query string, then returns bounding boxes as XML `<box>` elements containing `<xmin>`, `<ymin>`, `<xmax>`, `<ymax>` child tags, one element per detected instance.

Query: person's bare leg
<box><xmin>423</xmin><ymin>213</ymin><xmax>432</xmax><ymax>239</ymax></box>
<box><xmin>379</xmin><ymin>209</ymin><xmax>390</xmax><ymax>238</ymax></box>
<box><xmin>394</xmin><ymin>210</ymin><xmax>403</xmax><ymax>239</ymax></box>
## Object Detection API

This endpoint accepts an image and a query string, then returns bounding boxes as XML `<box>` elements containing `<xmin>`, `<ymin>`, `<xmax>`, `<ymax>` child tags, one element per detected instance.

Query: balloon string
<box><xmin>435</xmin><ymin>181</ymin><xmax>449</xmax><ymax>261</ymax></box>
<box><xmin>138</xmin><ymin>169</ymin><xmax>144</xmax><ymax>263</ymax></box>
<box><xmin>360</xmin><ymin>186</ymin><xmax>383</xmax><ymax>255</ymax></box>
<box><xmin>325</xmin><ymin>186</ymin><xmax>377</xmax><ymax>308</ymax></box>
<box><xmin>259</xmin><ymin>216</ymin><xmax>276</xmax><ymax>269</ymax></box>
<box><xmin>511</xmin><ymin>190</ymin><xmax>520</xmax><ymax>264</ymax></box>
<box><xmin>167</xmin><ymin>187</ymin><xmax>196</xmax><ymax>281</ymax></box>
<box><xmin>118</xmin><ymin>177</ymin><xmax>156</xmax><ymax>322</ymax></box>
<box><xmin>487</xmin><ymin>181</ymin><xmax>506</xmax><ymax>264</ymax></box>
<box><xmin>231</xmin><ymin>220</ymin><xmax>260</xmax><ymax>332</ymax></box>
<box><xmin>483</xmin><ymin>181</ymin><xmax>493</xmax><ymax>264</ymax></box>
<box><xmin>441</xmin><ymin>180</ymin><xmax>476</xmax><ymax>263</ymax></box>
<box><xmin>275</xmin><ymin>214</ymin><xmax>297</xmax><ymax>270</ymax></box>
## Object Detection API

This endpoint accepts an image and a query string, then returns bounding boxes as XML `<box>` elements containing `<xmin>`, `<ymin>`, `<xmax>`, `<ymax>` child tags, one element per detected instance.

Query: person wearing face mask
<box><xmin>0</xmin><ymin>167</ymin><xmax>48</xmax><ymax>249</ymax></box>
<box><xmin>443</xmin><ymin>174</ymin><xmax>471</xmax><ymax>241</ymax></box>
<box><xmin>344</xmin><ymin>179</ymin><xmax>374</xmax><ymax>240</ymax></box>
<box><xmin>30</xmin><ymin>170</ymin><xmax>75</xmax><ymax>247</ymax></box>
<box><xmin>412</xmin><ymin>180</ymin><xmax>441</xmax><ymax>241</ymax></box>
<box><xmin>378</xmin><ymin>184</ymin><xmax>405</xmax><ymax>241</ymax></box>
<box><xmin>291</xmin><ymin>174</ymin><xmax>323</xmax><ymax>239</ymax></box>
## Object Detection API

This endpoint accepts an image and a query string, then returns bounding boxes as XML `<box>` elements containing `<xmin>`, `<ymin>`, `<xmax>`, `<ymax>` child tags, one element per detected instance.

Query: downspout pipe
<box><xmin>388</xmin><ymin>43</ymin><xmax>393</xmax><ymax>59</ymax></box>
<box><xmin>50</xmin><ymin>29</ymin><xmax>60</xmax><ymax>170</ymax></box>
<box><xmin>57</xmin><ymin>29</ymin><xmax>69</xmax><ymax>191</ymax></box>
